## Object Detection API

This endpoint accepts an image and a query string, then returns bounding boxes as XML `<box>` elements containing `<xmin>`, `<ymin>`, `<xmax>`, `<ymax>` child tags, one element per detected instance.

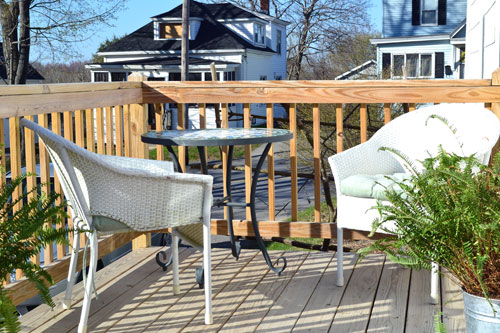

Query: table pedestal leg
<box><xmin>224</xmin><ymin>146</ymin><xmax>242</xmax><ymax>260</ymax></box>
<box><xmin>250</xmin><ymin>143</ymin><xmax>287</xmax><ymax>275</ymax></box>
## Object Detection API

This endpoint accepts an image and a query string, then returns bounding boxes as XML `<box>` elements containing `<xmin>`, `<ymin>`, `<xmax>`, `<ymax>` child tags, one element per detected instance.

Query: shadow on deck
<box><xmin>20</xmin><ymin>247</ymin><xmax>465</xmax><ymax>332</ymax></box>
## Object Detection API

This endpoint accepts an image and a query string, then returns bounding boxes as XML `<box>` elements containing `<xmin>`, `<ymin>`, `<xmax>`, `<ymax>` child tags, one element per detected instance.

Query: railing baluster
<box><xmin>266</xmin><ymin>103</ymin><xmax>275</xmax><ymax>220</ymax></box>
<box><xmin>63</xmin><ymin>111</ymin><xmax>74</xmax><ymax>246</ymax></box>
<box><xmin>38</xmin><ymin>114</ymin><xmax>53</xmax><ymax>265</ymax></box>
<box><xmin>123</xmin><ymin>105</ymin><xmax>131</xmax><ymax>157</ymax></box>
<box><xmin>25</xmin><ymin>115</ymin><xmax>39</xmax><ymax>266</ymax></box>
<box><xmin>384</xmin><ymin>103</ymin><xmax>391</xmax><ymax>124</ymax></box>
<box><xmin>409</xmin><ymin>103</ymin><xmax>416</xmax><ymax>112</ymax></box>
<box><xmin>221</xmin><ymin>103</ymin><xmax>229</xmax><ymax>221</ymax></box>
<box><xmin>115</xmin><ymin>105</ymin><xmax>124</xmax><ymax>157</ymax></box>
<box><xmin>155</xmin><ymin>104</ymin><xmax>164</xmax><ymax>161</ymax></box>
<box><xmin>85</xmin><ymin>109</ymin><xmax>95</xmax><ymax>153</ymax></box>
<box><xmin>360</xmin><ymin>103</ymin><xmax>367</xmax><ymax>143</ymax></box>
<box><xmin>199</xmin><ymin>103</ymin><xmax>208</xmax><ymax>159</ymax></box>
<box><xmin>485</xmin><ymin>103</ymin><xmax>492</xmax><ymax>111</ymax></box>
<box><xmin>105</xmin><ymin>106</ymin><xmax>114</xmax><ymax>156</ymax></box>
<box><xmin>51</xmin><ymin>112</ymin><xmax>65</xmax><ymax>259</ymax></box>
<box><xmin>177</xmin><ymin>103</ymin><xmax>186</xmax><ymax>170</ymax></box>
<box><xmin>74</xmin><ymin>110</ymin><xmax>87</xmax><ymax>245</ymax></box>
<box><xmin>96</xmin><ymin>107</ymin><xmax>105</xmax><ymax>155</ymax></box>
<box><xmin>289</xmin><ymin>103</ymin><xmax>298</xmax><ymax>221</ymax></box>
<box><xmin>244</xmin><ymin>103</ymin><xmax>252</xmax><ymax>221</ymax></box>
<box><xmin>336</xmin><ymin>104</ymin><xmax>343</xmax><ymax>153</ymax></box>
<box><xmin>0</xmin><ymin>118</ymin><xmax>5</xmax><ymax>285</ymax></box>
<box><xmin>313</xmin><ymin>104</ymin><xmax>321</xmax><ymax>222</ymax></box>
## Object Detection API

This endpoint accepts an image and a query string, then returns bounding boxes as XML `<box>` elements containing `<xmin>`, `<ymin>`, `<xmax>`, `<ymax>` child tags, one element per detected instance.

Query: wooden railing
<box><xmin>2</xmin><ymin>69</ymin><xmax>500</xmax><ymax>305</ymax></box>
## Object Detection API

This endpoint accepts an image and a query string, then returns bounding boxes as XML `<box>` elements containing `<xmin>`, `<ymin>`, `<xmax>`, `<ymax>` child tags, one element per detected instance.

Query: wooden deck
<box><xmin>20</xmin><ymin>246</ymin><xmax>466</xmax><ymax>332</ymax></box>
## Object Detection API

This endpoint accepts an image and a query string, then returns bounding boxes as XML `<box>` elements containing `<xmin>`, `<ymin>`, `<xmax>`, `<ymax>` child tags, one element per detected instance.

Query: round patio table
<box><xmin>142</xmin><ymin>128</ymin><xmax>293</xmax><ymax>276</ymax></box>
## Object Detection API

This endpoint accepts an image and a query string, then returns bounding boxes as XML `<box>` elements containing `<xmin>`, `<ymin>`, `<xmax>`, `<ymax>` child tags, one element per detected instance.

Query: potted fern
<box><xmin>359</xmin><ymin>148</ymin><xmax>500</xmax><ymax>332</ymax></box>
<box><xmin>0</xmin><ymin>174</ymin><xmax>69</xmax><ymax>332</ymax></box>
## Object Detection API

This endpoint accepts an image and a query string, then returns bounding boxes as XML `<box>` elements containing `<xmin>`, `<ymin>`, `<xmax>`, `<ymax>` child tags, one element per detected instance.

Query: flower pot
<box><xmin>462</xmin><ymin>290</ymin><xmax>500</xmax><ymax>332</ymax></box>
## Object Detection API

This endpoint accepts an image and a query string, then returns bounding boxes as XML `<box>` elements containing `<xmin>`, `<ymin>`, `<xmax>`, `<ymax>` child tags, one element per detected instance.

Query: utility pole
<box><xmin>181</xmin><ymin>0</ymin><xmax>190</xmax><ymax>164</ymax></box>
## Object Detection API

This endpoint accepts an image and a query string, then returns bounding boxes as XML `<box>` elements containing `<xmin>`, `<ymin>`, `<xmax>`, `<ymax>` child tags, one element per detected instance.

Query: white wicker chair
<box><xmin>21</xmin><ymin>119</ymin><xmax>214</xmax><ymax>333</ymax></box>
<box><xmin>328</xmin><ymin>104</ymin><xmax>500</xmax><ymax>304</ymax></box>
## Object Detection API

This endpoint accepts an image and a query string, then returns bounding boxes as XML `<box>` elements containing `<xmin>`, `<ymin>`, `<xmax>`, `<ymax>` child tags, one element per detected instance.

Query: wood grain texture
<box><xmin>336</xmin><ymin>104</ymin><xmax>343</xmax><ymax>153</ymax></box>
<box><xmin>366</xmin><ymin>261</ymin><xmax>411</xmax><ymax>332</ymax></box>
<box><xmin>154</xmin><ymin>103</ymin><xmax>164</xmax><ymax>160</ymax></box>
<box><xmin>313</xmin><ymin>104</ymin><xmax>321</xmax><ymax>222</ymax></box>
<box><xmin>85</xmin><ymin>109</ymin><xmax>95</xmax><ymax>152</ymax></box>
<box><xmin>267</xmin><ymin>103</ymin><xmax>275</xmax><ymax>220</ymax></box>
<box><xmin>96</xmin><ymin>107</ymin><xmax>105</xmax><ymax>155</ymax></box>
<box><xmin>115</xmin><ymin>105</ymin><xmax>124</xmax><ymax>156</ymax></box>
<box><xmin>244</xmin><ymin>103</ymin><xmax>252</xmax><ymax>220</ymax></box>
<box><xmin>360</xmin><ymin>103</ymin><xmax>368</xmax><ymax>143</ymax></box>
<box><xmin>289</xmin><ymin>103</ymin><xmax>298</xmax><ymax>221</ymax></box>
<box><xmin>406</xmin><ymin>269</ymin><xmax>441</xmax><ymax>333</ymax></box>
<box><xmin>123</xmin><ymin>104</ymin><xmax>131</xmax><ymax>157</ymax></box>
<box><xmin>329</xmin><ymin>254</ymin><xmax>385</xmax><ymax>332</ymax></box>
<box><xmin>105</xmin><ymin>106</ymin><xmax>114</xmax><ymax>155</ymax></box>
<box><xmin>384</xmin><ymin>103</ymin><xmax>391</xmax><ymax>124</ymax></box>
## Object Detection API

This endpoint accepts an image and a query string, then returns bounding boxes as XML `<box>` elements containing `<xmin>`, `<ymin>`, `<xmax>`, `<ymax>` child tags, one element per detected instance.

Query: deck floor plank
<box><xmin>19</xmin><ymin>248</ymin><xmax>467</xmax><ymax>333</ymax></box>
<box><xmin>366</xmin><ymin>260</ymin><xmax>411</xmax><ymax>332</ymax></box>
<box><xmin>255</xmin><ymin>251</ymin><xmax>333</xmax><ymax>332</ymax></box>
<box><xmin>219</xmin><ymin>251</ymin><xmax>309</xmax><ymax>333</ymax></box>
<box><xmin>405</xmin><ymin>268</ymin><xmax>441</xmax><ymax>333</ymax></box>
<box><xmin>89</xmin><ymin>248</ymin><xmax>211</xmax><ymax>332</ymax></box>
<box><xmin>34</xmin><ymin>247</ymin><xmax>193</xmax><ymax>333</ymax></box>
<box><xmin>144</xmin><ymin>250</ymin><xmax>259</xmax><ymax>332</ymax></box>
<box><xmin>182</xmin><ymin>251</ymin><xmax>288</xmax><ymax>332</ymax></box>
<box><xmin>441</xmin><ymin>270</ymin><xmax>466</xmax><ymax>333</ymax></box>
<box><xmin>292</xmin><ymin>252</ymin><xmax>357</xmax><ymax>333</ymax></box>
<box><xmin>328</xmin><ymin>254</ymin><xmax>385</xmax><ymax>333</ymax></box>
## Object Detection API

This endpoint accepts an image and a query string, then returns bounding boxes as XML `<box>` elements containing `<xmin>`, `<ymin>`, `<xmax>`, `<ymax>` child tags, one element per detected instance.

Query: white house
<box><xmin>464</xmin><ymin>0</ymin><xmax>500</xmax><ymax>79</ymax></box>
<box><xmin>86</xmin><ymin>0</ymin><xmax>288</xmax><ymax>128</ymax></box>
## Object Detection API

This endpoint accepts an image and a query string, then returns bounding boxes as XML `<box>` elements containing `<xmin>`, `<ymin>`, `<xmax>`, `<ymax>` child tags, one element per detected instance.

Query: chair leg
<box><xmin>203</xmin><ymin>216</ymin><xmax>213</xmax><ymax>325</ymax></box>
<box><xmin>63</xmin><ymin>228</ymin><xmax>80</xmax><ymax>309</ymax></box>
<box><xmin>172</xmin><ymin>232</ymin><xmax>180</xmax><ymax>295</ymax></box>
<box><xmin>430</xmin><ymin>262</ymin><xmax>439</xmax><ymax>305</ymax></box>
<box><xmin>78</xmin><ymin>232</ymin><xmax>98</xmax><ymax>333</ymax></box>
<box><xmin>336</xmin><ymin>226</ymin><xmax>344</xmax><ymax>287</ymax></box>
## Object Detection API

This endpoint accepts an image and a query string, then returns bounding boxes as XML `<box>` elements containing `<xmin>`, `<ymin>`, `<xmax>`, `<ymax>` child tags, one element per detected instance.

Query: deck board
<box><xmin>19</xmin><ymin>247</ymin><xmax>466</xmax><ymax>332</ymax></box>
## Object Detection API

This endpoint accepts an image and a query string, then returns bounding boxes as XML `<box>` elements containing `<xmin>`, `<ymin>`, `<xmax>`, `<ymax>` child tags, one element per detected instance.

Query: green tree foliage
<box><xmin>0</xmin><ymin>175</ymin><xmax>70</xmax><ymax>332</ymax></box>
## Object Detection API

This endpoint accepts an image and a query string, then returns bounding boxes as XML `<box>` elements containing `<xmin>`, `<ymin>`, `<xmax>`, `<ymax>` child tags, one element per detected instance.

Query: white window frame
<box><xmin>421</xmin><ymin>0</ymin><xmax>438</xmax><ymax>26</ymax></box>
<box><xmin>254</xmin><ymin>23</ymin><xmax>266</xmax><ymax>46</ymax></box>
<box><xmin>391</xmin><ymin>53</ymin><xmax>434</xmax><ymax>79</ymax></box>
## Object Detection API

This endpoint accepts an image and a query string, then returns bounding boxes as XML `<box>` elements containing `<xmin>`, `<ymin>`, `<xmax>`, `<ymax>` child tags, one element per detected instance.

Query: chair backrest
<box><xmin>369</xmin><ymin>104</ymin><xmax>500</xmax><ymax>171</ymax></box>
<box><xmin>21</xmin><ymin>118</ymin><xmax>95</xmax><ymax>228</ymax></box>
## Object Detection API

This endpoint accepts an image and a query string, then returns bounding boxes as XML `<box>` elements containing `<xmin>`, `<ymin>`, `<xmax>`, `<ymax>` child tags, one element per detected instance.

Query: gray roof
<box><xmin>100</xmin><ymin>1</ymin><xmax>275</xmax><ymax>54</ymax></box>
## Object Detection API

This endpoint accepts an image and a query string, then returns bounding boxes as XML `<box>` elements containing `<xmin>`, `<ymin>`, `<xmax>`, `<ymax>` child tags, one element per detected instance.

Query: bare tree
<box><xmin>0</xmin><ymin>0</ymin><xmax>126</xmax><ymax>84</ymax></box>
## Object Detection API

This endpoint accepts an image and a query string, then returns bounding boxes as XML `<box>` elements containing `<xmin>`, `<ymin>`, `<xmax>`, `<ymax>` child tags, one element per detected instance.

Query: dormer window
<box><xmin>421</xmin><ymin>0</ymin><xmax>437</xmax><ymax>25</ymax></box>
<box><xmin>254</xmin><ymin>23</ymin><xmax>265</xmax><ymax>45</ymax></box>
<box><xmin>159</xmin><ymin>23</ymin><xmax>182</xmax><ymax>39</ymax></box>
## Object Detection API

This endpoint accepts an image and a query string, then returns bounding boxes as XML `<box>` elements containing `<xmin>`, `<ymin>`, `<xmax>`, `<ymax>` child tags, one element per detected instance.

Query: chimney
<box><xmin>260</xmin><ymin>0</ymin><xmax>269</xmax><ymax>14</ymax></box>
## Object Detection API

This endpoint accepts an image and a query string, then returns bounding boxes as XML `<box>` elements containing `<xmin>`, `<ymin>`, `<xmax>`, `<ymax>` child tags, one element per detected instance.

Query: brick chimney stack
<box><xmin>260</xmin><ymin>0</ymin><xmax>269</xmax><ymax>14</ymax></box>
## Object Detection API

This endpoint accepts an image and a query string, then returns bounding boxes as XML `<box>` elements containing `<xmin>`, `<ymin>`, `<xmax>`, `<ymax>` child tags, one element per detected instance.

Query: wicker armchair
<box><xmin>329</xmin><ymin>104</ymin><xmax>500</xmax><ymax>304</ymax></box>
<box><xmin>21</xmin><ymin>119</ymin><xmax>214</xmax><ymax>333</ymax></box>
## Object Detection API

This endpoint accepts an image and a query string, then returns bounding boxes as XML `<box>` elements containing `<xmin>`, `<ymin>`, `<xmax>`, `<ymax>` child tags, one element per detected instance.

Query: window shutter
<box><xmin>412</xmin><ymin>0</ymin><xmax>421</xmax><ymax>26</ymax></box>
<box><xmin>382</xmin><ymin>53</ymin><xmax>391</xmax><ymax>79</ymax></box>
<box><xmin>435</xmin><ymin>52</ymin><xmax>445</xmax><ymax>78</ymax></box>
<box><xmin>438</xmin><ymin>0</ymin><xmax>447</xmax><ymax>25</ymax></box>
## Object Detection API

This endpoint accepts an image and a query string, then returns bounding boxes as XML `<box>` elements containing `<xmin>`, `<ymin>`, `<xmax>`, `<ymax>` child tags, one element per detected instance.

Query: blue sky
<box><xmin>73</xmin><ymin>0</ymin><xmax>382</xmax><ymax>61</ymax></box>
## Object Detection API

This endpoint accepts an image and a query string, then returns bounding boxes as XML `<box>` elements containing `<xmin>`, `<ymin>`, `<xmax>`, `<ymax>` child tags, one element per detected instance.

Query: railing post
<box><xmin>128</xmin><ymin>73</ymin><xmax>151</xmax><ymax>249</ymax></box>
<box><xmin>491</xmin><ymin>68</ymin><xmax>500</xmax><ymax>159</ymax></box>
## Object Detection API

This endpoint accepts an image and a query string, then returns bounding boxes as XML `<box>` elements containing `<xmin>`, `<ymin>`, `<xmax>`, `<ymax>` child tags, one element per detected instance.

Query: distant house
<box><xmin>0</xmin><ymin>43</ymin><xmax>45</xmax><ymax>85</ymax></box>
<box><xmin>86</xmin><ymin>0</ymin><xmax>288</xmax><ymax>128</ymax></box>
<box><xmin>464</xmin><ymin>0</ymin><xmax>499</xmax><ymax>79</ymax></box>
<box><xmin>335</xmin><ymin>60</ymin><xmax>377</xmax><ymax>80</ymax></box>
<box><xmin>371</xmin><ymin>0</ymin><xmax>467</xmax><ymax>80</ymax></box>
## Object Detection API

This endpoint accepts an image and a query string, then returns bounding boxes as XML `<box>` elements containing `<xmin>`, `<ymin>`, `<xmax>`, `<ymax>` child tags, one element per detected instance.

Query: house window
<box><xmin>224</xmin><ymin>71</ymin><xmax>236</xmax><ymax>81</ymax></box>
<box><xmin>260</xmin><ymin>75</ymin><xmax>267</xmax><ymax>80</ymax></box>
<box><xmin>168</xmin><ymin>72</ymin><xmax>181</xmax><ymax>81</ymax></box>
<box><xmin>421</xmin><ymin>0</ymin><xmax>438</xmax><ymax>25</ymax></box>
<box><xmin>277</xmin><ymin>30</ymin><xmax>282</xmax><ymax>55</ymax></box>
<box><xmin>111</xmin><ymin>72</ymin><xmax>127</xmax><ymax>81</ymax></box>
<box><xmin>159</xmin><ymin>23</ymin><xmax>183</xmax><ymax>39</ymax></box>
<box><xmin>205</xmin><ymin>72</ymin><xmax>220</xmax><ymax>81</ymax></box>
<box><xmin>188</xmin><ymin>73</ymin><xmax>202</xmax><ymax>81</ymax></box>
<box><xmin>254</xmin><ymin>23</ymin><xmax>265</xmax><ymax>45</ymax></box>
<box><xmin>391</xmin><ymin>53</ymin><xmax>434</xmax><ymax>78</ymax></box>
<box><xmin>94</xmin><ymin>72</ymin><xmax>109</xmax><ymax>82</ymax></box>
